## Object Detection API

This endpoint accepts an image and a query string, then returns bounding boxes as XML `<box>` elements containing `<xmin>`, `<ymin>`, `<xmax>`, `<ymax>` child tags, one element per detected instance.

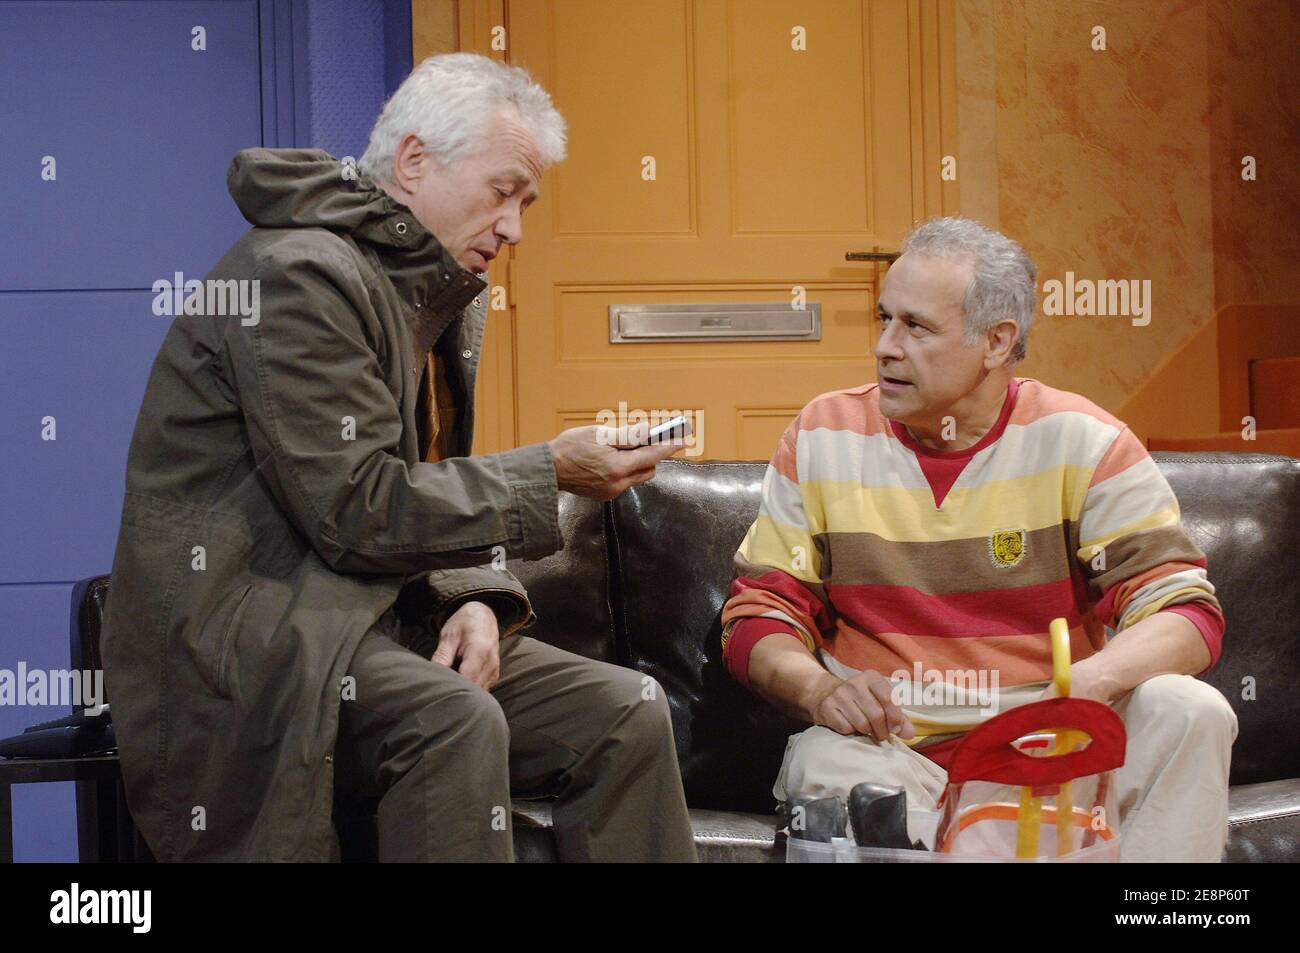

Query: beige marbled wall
<box><xmin>957</xmin><ymin>0</ymin><xmax>1220</xmax><ymax>428</ymax></box>
<box><xmin>1206</xmin><ymin>0</ymin><xmax>1300</xmax><ymax>308</ymax></box>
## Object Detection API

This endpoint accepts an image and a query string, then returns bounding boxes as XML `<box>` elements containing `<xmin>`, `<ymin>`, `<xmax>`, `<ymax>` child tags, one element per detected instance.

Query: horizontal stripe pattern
<box><xmin>736</xmin><ymin>513</ymin><xmax>819</xmax><ymax>584</ymax></box>
<box><xmin>822</xmin><ymin>620</ymin><xmax>1107</xmax><ymax>687</ymax></box>
<box><xmin>806</xmin><ymin>465</ymin><xmax>1097</xmax><ymax>542</ymax></box>
<box><xmin>827</xmin><ymin>576</ymin><xmax>1088</xmax><ymax>640</ymax></box>
<box><xmin>722</xmin><ymin>378</ymin><xmax>1221</xmax><ymax>686</ymax></box>
<box><xmin>815</xmin><ymin>523</ymin><xmax>1076</xmax><ymax>593</ymax></box>
<box><xmin>796</xmin><ymin>408</ymin><xmax>1119</xmax><ymax>495</ymax></box>
<box><xmin>1086</xmin><ymin>525</ymin><xmax>1208</xmax><ymax>595</ymax></box>
<box><xmin>755</xmin><ymin>464</ymin><xmax>808</xmax><ymax>529</ymax></box>
<box><xmin>1117</xmin><ymin>566</ymin><xmax>1217</xmax><ymax>630</ymax></box>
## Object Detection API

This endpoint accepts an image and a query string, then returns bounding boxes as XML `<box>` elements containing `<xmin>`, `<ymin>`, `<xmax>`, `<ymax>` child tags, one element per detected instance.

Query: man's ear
<box><xmin>984</xmin><ymin>318</ymin><xmax>1020</xmax><ymax>369</ymax></box>
<box><xmin>390</xmin><ymin>133</ymin><xmax>427</xmax><ymax>194</ymax></box>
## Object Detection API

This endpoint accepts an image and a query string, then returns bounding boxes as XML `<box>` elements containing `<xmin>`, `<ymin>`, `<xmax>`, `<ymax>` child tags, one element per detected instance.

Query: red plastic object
<box><xmin>945</xmin><ymin>697</ymin><xmax>1126</xmax><ymax>786</ymax></box>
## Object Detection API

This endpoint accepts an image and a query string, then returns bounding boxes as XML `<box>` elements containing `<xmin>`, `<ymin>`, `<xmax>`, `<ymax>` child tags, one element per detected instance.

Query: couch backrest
<box><xmin>609</xmin><ymin>454</ymin><xmax>1300</xmax><ymax>809</ymax></box>
<box><xmin>1158</xmin><ymin>453</ymin><xmax>1300</xmax><ymax>784</ymax></box>
<box><xmin>507</xmin><ymin>491</ymin><xmax>615</xmax><ymax>661</ymax></box>
<box><xmin>608</xmin><ymin>461</ymin><xmax>802</xmax><ymax>812</ymax></box>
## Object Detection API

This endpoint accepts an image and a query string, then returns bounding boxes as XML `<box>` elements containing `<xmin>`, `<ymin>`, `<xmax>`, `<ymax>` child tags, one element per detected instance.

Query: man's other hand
<box><xmin>431</xmin><ymin>600</ymin><xmax>500</xmax><ymax>690</ymax></box>
<box><xmin>548</xmin><ymin>423</ymin><xmax>685</xmax><ymax>501</ymax></box>
<box><xmin>808</xmin><ymin>670</ymin><xmax>916</xmax><ymax>741</ymax></box>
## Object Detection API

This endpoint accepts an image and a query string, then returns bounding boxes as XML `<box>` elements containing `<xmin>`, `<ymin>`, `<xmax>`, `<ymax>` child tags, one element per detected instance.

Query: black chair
<box><xmin>0</xmin><ymin>577</ymin><xmax>152</xmax><ymax>863</ymax></box>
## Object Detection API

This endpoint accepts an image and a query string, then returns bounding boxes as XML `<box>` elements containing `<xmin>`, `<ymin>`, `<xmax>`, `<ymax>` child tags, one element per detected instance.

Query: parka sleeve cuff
<box><xmin>398</xmin><ymin>566</ymin><xmax>535</xmax><ymax>640</ymax></box>
<box><xmin>498</xmin><ymin>440</ymin><xmax>563</xmax><ymax>562</ymax></box>
<box><xmin>431</xmin><ymin>574</ymin><xmax>535</xmax><ymax>638</ymax></box>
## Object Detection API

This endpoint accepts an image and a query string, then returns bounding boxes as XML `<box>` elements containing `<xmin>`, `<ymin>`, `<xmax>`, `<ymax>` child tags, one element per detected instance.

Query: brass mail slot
<box><xmin>609</xmin><ymin>302</ymin><xmax>822</xmax><ymax>343</ymax></box>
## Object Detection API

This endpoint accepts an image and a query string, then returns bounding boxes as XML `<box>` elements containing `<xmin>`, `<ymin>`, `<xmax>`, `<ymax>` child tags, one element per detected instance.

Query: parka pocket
<box><xmin>202</xmin><ymin>583</ymin><xmax>253</xmax><ymax>699</ymax></box>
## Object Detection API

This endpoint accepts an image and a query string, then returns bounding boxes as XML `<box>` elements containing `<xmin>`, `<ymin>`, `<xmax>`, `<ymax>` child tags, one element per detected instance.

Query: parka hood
<box><xmin>226</xmin><ymin>148</ymin><xmax>485</xmax><ymax>312</ymax></box>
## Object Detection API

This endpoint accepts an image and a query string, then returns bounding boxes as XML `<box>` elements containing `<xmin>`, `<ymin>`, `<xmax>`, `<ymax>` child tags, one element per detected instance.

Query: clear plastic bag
<box><xmin>786</xmin><ymin>621</ymin><xmax>1126</xmax><ymax>864</ymax></box>
<box><xmin>931</xmin><ymin>701</ymin><xmax>1125</xmax><ymax>861</ymax></box>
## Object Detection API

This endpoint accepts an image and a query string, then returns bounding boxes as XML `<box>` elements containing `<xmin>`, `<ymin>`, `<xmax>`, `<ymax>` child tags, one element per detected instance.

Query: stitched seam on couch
<box><xmin>597</xmin><ymin>499</ymin><xmax>617</xmax><ymax>658</ymax></box>
<box><xmin>1230</xmin><ymin>810</ymin><xmax>1300</xmax><ymax>827</ymax></box>
<box><xmin>603</xmin><ymin>500</ymin><xmax>630</xmax><ymax>667</ymax></box>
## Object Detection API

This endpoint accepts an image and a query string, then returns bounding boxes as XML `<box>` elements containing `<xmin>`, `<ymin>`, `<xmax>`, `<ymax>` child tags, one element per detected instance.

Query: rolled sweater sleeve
<box><xmin>1076</xmin><ymin>425</ymin><xmax>1225</xmax><ymax>671</ymax></box>
<box><xmin>721</xmin><ymin>420</ymin><xmax>837</xmax><ymax>688</ymax></box>
<box><xmin>1161</xmin><ymin>602</ymin><xmax>1225</xmax><ymax>674</ymax></box>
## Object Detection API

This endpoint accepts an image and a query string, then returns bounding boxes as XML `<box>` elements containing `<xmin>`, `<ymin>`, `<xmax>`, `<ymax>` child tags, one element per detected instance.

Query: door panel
<box><xmin>486</xmin><ymin>0</ymin><xmax>956</xmax><ymax>458</ymax></box>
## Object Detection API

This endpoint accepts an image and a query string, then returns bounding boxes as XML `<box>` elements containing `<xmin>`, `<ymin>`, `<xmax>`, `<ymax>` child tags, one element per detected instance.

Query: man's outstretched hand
<box><xmin>548</xmin><ymin>423</ymin><xmax>686</xmax><ymax>501</ymax></box>
<box><xmin>431</xmin><ymin>600</ymin><xmax>500</xmax><ymax>690</ymax></box>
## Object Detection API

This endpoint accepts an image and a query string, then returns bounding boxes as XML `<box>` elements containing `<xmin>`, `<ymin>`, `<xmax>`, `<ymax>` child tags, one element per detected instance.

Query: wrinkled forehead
<box><xmin>477</xmin><ymin>106</ymin><xmax>545</xmax><ymax>183</ymax></box>
<box><xmin>881</xmin><ymin>252</ymin><xmax>973</xmax><ymax>317</ymax></box>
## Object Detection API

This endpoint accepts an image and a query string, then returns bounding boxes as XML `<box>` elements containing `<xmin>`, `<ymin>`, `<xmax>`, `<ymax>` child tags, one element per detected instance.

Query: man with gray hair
<box><xmin>722</xmin><ymin>216</ymin><xmax>1236</xmax><ymax>861</ymax></box>
<box><xmin>103</xmin><ymin>53</ymin><xmax>697</xmax><ymax>862</ymax></box>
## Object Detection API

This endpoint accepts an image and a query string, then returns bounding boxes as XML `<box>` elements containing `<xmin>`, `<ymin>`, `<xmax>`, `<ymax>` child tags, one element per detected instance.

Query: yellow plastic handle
<box><xmin>1011</xmin><ymin>619</ymin><xmax>1078</xmax><ymax>859</ymax></box>
<box><xmin>1050</xmin><ymin>617</ymin><xmax>1071</xmax><ymax>698</ymax></box>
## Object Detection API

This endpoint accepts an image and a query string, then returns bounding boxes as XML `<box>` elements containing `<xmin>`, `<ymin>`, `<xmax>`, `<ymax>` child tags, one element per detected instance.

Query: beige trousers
<box><xmin>774</xmin><ymin>674</ymin><xmax>1239</xmax><ymax>862</ymax></box>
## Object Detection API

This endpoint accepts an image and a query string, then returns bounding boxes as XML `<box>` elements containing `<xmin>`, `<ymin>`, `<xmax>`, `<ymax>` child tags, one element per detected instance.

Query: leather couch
<box><xmin>78</xmin><ymin>452</ymin><xmax>1300</xmax><ymax>862</ymax></box>
<box><xmin>507</xmin><ymin>452</ymin><xmax>1300</xmax><ymax>862</ymax></box>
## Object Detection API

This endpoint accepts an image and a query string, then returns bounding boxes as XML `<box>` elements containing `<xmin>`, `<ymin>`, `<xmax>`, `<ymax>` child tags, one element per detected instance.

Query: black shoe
<box><xmin>782</xmin><ymin>794</ymin><xmax>848</xmax><ymax>843</ymax></box>
<box><xmin>848</xmin><ymin>782</ymin><xmax>925</xmax><ymax>850</ymax></box>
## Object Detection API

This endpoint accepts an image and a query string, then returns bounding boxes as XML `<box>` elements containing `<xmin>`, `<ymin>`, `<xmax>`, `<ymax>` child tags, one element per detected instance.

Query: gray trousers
<box><xmin>333</xmin><ymin>620</ymin><xmax>698</xmax><ymax>862</ymax></box>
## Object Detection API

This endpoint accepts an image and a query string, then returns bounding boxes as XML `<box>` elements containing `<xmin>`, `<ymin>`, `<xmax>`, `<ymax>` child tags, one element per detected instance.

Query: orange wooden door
<box><xmin>453</xmin><ymin>0</ymin><xmax>958</xmax><ymax>458</ymax></box>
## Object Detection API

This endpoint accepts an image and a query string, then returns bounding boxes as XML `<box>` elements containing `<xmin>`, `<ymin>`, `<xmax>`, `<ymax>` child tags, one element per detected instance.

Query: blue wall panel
<box><xmin>302</xmin><ymin>0</ymin><xmax>412</xmax><ymax>161</ymax></box>
<box><xmin>0</xmin><ymin>0</ymin><xmax>263</xmax><ymax>291</ymax></box>
<box><xmin>0</xmin><ymin>292</ymin><xmax>170</xmax><ymax>583</ymax></box>
<box><xmin>306</xmin><ymin>0</ymin><xmax>387</xmax><ymax>160</ymax></box>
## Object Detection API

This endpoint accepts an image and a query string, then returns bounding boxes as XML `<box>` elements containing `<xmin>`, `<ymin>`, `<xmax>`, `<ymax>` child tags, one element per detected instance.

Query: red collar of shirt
<box><xmin>888</xmin><ymin>378</ymin><xmax>1022</xmax><ymax>507</ymax></box>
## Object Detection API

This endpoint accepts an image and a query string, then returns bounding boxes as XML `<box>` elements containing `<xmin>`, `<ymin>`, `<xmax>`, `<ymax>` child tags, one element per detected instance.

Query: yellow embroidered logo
<box><xmin>990</xmin><ymin>529</ymin><xmax>1027</xmax><ymax>568</ymax></box>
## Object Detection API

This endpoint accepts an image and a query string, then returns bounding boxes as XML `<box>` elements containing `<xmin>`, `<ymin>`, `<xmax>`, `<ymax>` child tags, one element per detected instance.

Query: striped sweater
<box><xmin>721</xmin><ymin>378</ymin><xmax>1225</xmax><ymax>700</ymax></box>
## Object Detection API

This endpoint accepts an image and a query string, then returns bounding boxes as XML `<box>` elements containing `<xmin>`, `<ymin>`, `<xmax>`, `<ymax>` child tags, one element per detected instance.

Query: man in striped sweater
<box><xmin>722</xmin><ymin>218</ymin><xmax>1237</xmax><ymax>862</ymax></box>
